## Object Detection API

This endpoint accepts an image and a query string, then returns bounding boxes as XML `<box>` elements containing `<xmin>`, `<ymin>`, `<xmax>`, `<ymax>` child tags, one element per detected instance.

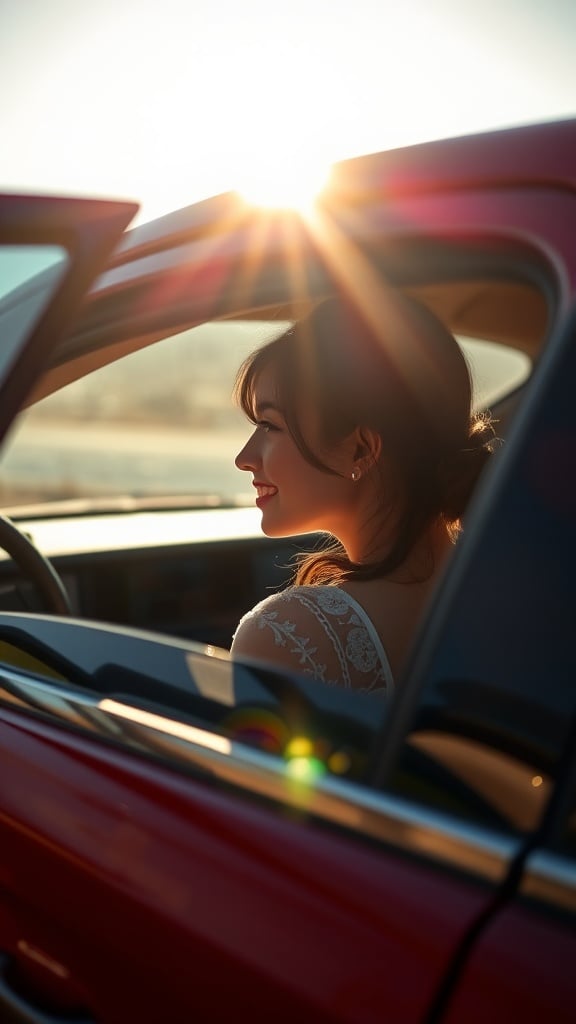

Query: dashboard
<box><xmin>0</xmin><ymin>507</ymin><xmax>310</xmax><ymax>649</ymax></box>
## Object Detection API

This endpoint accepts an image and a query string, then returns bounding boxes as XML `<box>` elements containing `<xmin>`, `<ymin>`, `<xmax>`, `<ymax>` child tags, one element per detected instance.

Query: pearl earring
<box><xmin>351</xmin><ymin>467</ymin><xmax>360</xmax><ymax>482</ymax></box>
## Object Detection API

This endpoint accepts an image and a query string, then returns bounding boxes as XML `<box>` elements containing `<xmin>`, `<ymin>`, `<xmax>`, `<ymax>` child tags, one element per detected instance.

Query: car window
<box><xmin>463</xmin><ymin>336</ymin><xmax>530</xmax><ymax>408</ymax></box>
<box><xmin>0</xmin><ymin>245</ymin><xmax>68</xmax><ymax>376</ymax></box>
<box><xmin>0</xmin><ymin>323</ymin><xmax>530</xmax><ymax>512</ymax></box>
<box><xmin>0</xmin><ymin>321</ymin><xmax>285</xmax><ymax>510</ymax></box>
<box><xmin>377</xmin><ymin>302</ymin><xmax>576</xmax><ymax>839</ymax></box>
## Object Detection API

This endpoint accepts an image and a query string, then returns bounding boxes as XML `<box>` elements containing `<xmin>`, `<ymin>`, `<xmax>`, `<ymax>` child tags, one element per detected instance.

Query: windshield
<box><xmin>0</xmin><ymin>320</ymin><xmax>530</xmax><ymax>514</ymax></box>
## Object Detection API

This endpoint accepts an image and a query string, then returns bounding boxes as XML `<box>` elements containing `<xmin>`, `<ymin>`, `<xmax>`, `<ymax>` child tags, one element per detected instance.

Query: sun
<box><xmin>236</xmin><ymin>156</ymin><xmax>332</xmax><ymax>214</ymax></box>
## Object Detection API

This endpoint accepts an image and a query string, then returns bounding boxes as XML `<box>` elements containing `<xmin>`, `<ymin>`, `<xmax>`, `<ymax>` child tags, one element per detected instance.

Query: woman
<box><xmin>230</xmin><ymin>292</ymin><xmax>495</xmax><ymax>696</ymax></box>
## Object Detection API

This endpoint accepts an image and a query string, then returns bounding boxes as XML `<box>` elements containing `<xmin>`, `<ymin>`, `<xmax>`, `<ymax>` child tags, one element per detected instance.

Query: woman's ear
<box><xmin>353</xmin><ymin>426</ymin><xmax>382</xmax><ymax>473</ymax></box>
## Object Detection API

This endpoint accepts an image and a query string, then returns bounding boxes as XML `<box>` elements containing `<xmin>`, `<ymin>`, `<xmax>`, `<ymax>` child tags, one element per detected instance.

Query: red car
<box><xmin>0</xmin><ymin>118</ymin><xmax>575</xmax><ymax>1022</ymax></box>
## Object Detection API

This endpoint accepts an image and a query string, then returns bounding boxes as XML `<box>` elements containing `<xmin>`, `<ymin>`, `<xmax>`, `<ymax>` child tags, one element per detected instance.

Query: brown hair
<box><xmin>235</xmin><ymin>293</ymin><xmax>496</xmax><ymax>583</ymax></box>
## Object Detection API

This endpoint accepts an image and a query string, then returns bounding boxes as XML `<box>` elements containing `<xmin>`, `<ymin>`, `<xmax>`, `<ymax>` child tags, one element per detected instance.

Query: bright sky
<box><xmin>1</xmin><ymin>0</ymin><xmax>575</xmax><ymax>226</ymax></box>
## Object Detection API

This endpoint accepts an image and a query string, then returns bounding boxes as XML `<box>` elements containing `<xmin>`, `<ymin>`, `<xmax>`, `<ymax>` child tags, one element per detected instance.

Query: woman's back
<box><xmin>340</xmin><ymin>521</ymin><xmax>453</xmax><ymax>680</ymax></box>
<box><xmin>232</xmin><ymin>542</ymin><xmax>447</xmax><ymax>695</ymax></box>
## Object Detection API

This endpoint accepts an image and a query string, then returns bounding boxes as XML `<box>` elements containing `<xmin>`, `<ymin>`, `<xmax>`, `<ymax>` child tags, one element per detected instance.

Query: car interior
<box><xmin>0</xmin><ymin>266</ymin><xmax>543</xmax><ymax>626</ymax></box>
<box><xmin>0</xmin><ymin>222</ymin><xmax>555</xmax><ymax>836</ymax></box>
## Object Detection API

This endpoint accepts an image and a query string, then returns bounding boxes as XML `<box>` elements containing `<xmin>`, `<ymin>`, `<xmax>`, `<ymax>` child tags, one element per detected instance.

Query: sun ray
<box><xmin>305</xmin><ymin>205</ymin><xmax>452</xmax><ymax>414</ymax></box>
<box><xmin>226</xmin><ymin>210</ymin><xmax>282</xmax><ymax>311</ymax></box>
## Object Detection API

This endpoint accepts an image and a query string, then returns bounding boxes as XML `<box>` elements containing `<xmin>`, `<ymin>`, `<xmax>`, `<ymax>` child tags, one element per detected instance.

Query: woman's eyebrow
<box><xmin>255</xmin><ymin>400</ymin><xmax>282</xmax><ymax>415</ymax></box>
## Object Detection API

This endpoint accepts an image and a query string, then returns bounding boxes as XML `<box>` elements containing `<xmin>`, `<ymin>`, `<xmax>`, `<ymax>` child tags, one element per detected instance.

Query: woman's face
<box><xmin>235</xmin><ymin>366</ymin><xmax>358</xmax><ymax>541</ymax></box>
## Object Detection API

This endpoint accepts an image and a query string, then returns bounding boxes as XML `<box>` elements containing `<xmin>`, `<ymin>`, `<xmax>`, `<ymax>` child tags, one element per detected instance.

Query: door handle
<box><xmin>0</xmin><ymin>954</ymin><xmax>94</xmax><ymax>1024</ymax></box>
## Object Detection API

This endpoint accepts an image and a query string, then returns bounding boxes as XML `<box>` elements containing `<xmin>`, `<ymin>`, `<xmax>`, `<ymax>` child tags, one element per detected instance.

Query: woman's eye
<box><xmin>257</xmin><ymin>420</ymin><xmax>278</xmax><ymax>433</ymax></box>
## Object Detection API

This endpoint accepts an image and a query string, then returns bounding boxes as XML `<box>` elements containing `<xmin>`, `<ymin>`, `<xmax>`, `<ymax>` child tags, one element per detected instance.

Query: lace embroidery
<box><xmin>255</xmin><ymin>611</ymin><xmax>324</xmax><ymax>676</ymax></box>
<box><xmin>237</xmin><ymin>586</ymin><xmax>393</xmax><ymax>696</ymax></box>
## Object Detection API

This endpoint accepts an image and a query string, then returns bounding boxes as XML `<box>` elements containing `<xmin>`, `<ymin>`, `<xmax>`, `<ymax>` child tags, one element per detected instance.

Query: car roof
<box><xmin>20</xmin><ymin>118</ymin><xmax>576</xmax><ymax>407</ymax></box>
<box><xmin>110</xmin><ymin>118</ymin><xmax>576</xmax><ymax>268</ymax></box>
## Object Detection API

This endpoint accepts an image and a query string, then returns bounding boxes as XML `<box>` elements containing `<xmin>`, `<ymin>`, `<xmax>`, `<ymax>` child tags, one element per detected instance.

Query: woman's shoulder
<box><xmin>235</xmin><ymin>585</ymin><xmax>360</xmax><ymax>626</ymax></box>
<box><xmin>230</xmin><ymin>586</ymin><xmax>337</xmax><ymax>672</ymax></box>
<box><xmin>231</xmin><ymin>585</ymin><xmax>394</xmax><ymax>695</ymax></box>
<box><xmin>233</xmin><ymin>585</ymin><xmax>327</xmax><ymax>634</ymax></box>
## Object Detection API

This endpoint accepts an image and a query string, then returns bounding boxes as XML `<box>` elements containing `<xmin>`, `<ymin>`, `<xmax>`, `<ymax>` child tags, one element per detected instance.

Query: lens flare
<box><xmin>286</xmin><ymin>756</ymin><xmax>326</xmax><ymax>783</ymax></box>
<box><xmin>328</xmin><ymin>750</ymin><xmax>352</xmax><ymax>775</ymax></box>
<box><xmin>222</xmin><ymin>707</ymin><xmax>289</xmax><ymax>754</ymax></box>
<box><xmin>285</xmin><ymin>736</ymin><xmax>313</xmax><ymax>759</ymax></box>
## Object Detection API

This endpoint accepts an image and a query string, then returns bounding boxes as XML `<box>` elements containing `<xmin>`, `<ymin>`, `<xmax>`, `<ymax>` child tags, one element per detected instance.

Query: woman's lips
<box><xmin>254</xmin><ymin>483</ymin><xmax>278</xmax><ymax>508</ymax></box>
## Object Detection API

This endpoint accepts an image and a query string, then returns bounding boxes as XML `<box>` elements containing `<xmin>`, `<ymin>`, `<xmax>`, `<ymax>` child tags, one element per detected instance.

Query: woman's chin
<box><xmin>260</xmin><ymin>521</ymin><xmax>285</xmax><ymax>538</ymax></box>
<box><xmin>261</xmin><ymin>521</ymin><xmax>317</xmax><ymax>541</ymax></box>
<box><xmin>260</xmin><ymin>515</ymin><xmax>295</xmax><ymax>539</ymax></box>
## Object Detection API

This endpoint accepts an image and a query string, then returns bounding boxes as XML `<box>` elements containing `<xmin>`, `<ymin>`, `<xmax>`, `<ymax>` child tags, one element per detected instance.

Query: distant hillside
<box><xmin>26</xmin><ymin>319</ymin><xmax>289</xmax><ymax>428</ymax></box>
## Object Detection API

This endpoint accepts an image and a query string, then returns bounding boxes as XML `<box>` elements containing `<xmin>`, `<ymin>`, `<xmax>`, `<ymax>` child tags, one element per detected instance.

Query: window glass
<box><xmin>462</xmin><ymin>336</ymin><xmax>530</xmax><ymax>409</ymax></box>
<box><xmin>382</xmin><ymin>309</ymin><xmax>576</xmax><ymax>838</ymax></box>
<box><xmin>0</xmin><ymin>321</ymin><xmax>288</xmax><ymax>509</ymax></box>
<box><xmin>0</xmin><ymin>245</ymin><xmax>68</xmax><ymax>378</ymax></box>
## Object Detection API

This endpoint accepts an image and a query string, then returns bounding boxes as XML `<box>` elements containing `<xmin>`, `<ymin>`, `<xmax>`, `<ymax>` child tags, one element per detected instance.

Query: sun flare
<box><xmin>236</xmin><ymin>157</ymin><xmax>332</xmax><ymax>213</ymax></box>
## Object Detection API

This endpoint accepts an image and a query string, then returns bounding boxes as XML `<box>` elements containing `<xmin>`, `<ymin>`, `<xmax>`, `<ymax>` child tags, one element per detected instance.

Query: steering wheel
<box><xmin>0</xmin><ymin>513</ymin><xmax>72</xmax><ymax>616</ymax></box>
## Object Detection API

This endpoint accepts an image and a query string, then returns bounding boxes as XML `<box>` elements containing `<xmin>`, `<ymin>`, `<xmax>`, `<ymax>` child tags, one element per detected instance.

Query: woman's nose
<box><xmin>235</xmin><ymin>431</ymin><xmax>260</xmax><ymax>472</ymax></box>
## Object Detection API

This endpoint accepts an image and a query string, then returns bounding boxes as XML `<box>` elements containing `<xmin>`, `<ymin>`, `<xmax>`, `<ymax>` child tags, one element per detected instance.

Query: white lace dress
<box><xmin>231</xmin><ymin>585</ymin><xmax>394</xmax><ymax>697</ymax></box>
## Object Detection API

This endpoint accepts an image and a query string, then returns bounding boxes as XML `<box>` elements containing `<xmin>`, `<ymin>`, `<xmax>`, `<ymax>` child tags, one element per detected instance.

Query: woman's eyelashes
<box><xmin>256</xmin><ymin>419</ymin><xmax>281</xmax><ymax>433</ymax></box>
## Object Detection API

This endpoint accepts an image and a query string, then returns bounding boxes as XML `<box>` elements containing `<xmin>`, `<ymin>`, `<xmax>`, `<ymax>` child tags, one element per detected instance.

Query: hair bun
<box><xmin>468</xmin><ymin>413</ymin><xmax>498</xmax><ymax>453</ymax></box>
<box><xmin>439</xmin><ymin>414</ymin><xmax>499</xmax><ymax>522</ymax></box>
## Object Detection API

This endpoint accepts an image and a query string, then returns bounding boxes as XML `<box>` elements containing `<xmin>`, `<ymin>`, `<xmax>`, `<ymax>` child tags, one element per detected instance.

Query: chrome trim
<box><xmin>521</xmin><ymin>850</ymin><xmax>576</xmax><ymax>913</ymax></box>
<box><xmin>0</xmin><ymin>667</ymin><xmax>519</xmax><ymax>882</ymax></box>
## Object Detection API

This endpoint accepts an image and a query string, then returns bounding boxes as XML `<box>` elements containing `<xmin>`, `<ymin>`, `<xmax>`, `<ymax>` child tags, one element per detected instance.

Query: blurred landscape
<box><xmin>0</xmin><ymin>322</ymin><xmax>266</xmax><ymax>506</ymax></box>
<box><xmin>0</xmin><ymin>323</ymin><xmax>529</xmax><ymax>509</ymax></box>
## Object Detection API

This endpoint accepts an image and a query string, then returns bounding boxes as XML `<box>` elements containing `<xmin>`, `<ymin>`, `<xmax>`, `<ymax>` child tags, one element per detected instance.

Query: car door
<box><xmin>0</xmin><ymin>196</ymin><xmax>137</xmax><ymax>441</ymax></box>
<box><xmin>0</xmin><ymin>193</ymin><xmax>140</xmax><ymax>1022</ymax></box>
<box><xmin>439</xmin><ymin>308</ymin><xmax>576</xmax><ymax>1024</ymax></box>
<box><xmin>443</xmin><ymin>808</ymin><xmax>576</xmax><ymax>1023</ymax></box>
<box><xmin>373</xmin><ymin>291</ymin><xmax>576</xmax><ymax>1022</ymax></box>
<box><xmin>0</xmin><ymin>613</ymin><xmax>511</xmax><ymax>1024</ymax></box>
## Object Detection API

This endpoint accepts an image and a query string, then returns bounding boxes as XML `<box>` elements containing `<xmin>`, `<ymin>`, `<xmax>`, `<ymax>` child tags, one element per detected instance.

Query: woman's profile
<box><xmin>230</xmin><ymin>291</ymin><xmax>495</xmax><ymax>695</ymax></box>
